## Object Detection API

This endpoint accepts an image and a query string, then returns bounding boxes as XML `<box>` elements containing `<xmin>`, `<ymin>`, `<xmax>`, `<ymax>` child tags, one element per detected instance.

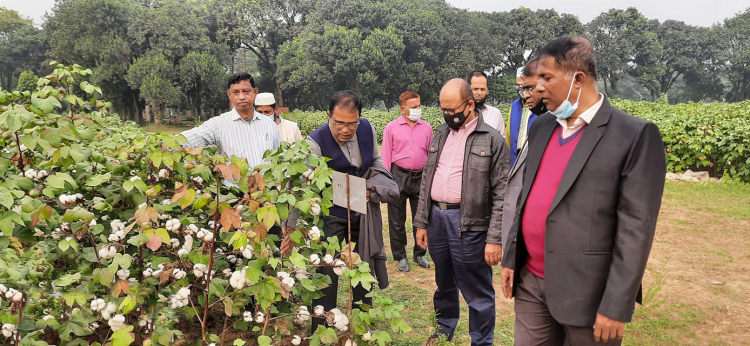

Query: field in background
<box><xmin>145</xmin><ymin>123</ymin><xmax>750</xmax><ymax>345</ymax></box>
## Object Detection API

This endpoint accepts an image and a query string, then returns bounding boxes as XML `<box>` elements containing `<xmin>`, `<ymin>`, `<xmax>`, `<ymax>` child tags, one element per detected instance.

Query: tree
<box><xmin>716</xmin><ymin>8</ymin><xmax>750</xmax><ymax>102</ymax></box>
<box><xmin>44</xmin><ymin>0</ymin><xmax>144</xmax><ymax>121</ymax></box>
<box><xmin>177</xmin><ymin>51</ymin><xmax>227</xmax><ymax>119</ymax></box>
<box><xmin>14</xmin><ymin>70</ymin><xmax>39</xmax><ymax>92</ymax></box>
<box><xmin>0</xmin><ymin>7</ymin><xmax>46</xmax><ymax>91</ymax></box>
<box><xmin>586</xmin><ymin>8</ymin><xmax>659</xmax><ymax>97</ymax></box>
<box><xmin>277</xmin><ymin>25</ymin><xmax>424</xmax><ymax>110</ymax></box>
<box><xmin>633</xmin><ymin>20</ymin><xmax>717</xmax><ymax>100</ymax></box>
<box><xmin>126</xmin><ymin>53</ymin><xmax>181</xmax><ymax>120</ymax></box>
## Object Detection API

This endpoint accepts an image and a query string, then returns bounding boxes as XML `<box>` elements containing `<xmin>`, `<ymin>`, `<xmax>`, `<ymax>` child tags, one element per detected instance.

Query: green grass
<box><xmin>662</xmin><ymin>180</ymin><xmax>750</xmax><ymax>220</ymax></box>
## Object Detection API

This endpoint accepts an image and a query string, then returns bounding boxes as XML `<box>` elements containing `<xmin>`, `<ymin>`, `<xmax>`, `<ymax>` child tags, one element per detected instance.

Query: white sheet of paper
<box><xmin>332</xmin><ymin>171</ymin><xmax>367</xmax><ymax>215</ymax></box>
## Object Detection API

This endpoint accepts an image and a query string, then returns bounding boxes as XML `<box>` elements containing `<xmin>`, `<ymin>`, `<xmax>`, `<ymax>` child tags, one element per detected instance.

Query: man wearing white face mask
<box><xmin>500</xmin><ymin>36</ymin><xmax>666</xmax><ymax>345</ymax></box>
<box><xmin>382</xmin><ymin>91</ymin><xmax>434</xmax><ymax>272</ymax></box>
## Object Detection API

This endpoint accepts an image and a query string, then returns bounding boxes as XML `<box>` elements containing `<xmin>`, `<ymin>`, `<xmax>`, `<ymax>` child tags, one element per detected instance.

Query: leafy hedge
<box><xmin>285</xmin><ymin>99</ymin><xmax>750</xmax><ymax>182</ymax></box>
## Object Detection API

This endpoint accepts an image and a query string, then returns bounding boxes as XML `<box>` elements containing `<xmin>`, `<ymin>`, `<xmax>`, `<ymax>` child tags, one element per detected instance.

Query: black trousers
<box><xmin>311</xmin><ymin>214</ymin><xmax>372</xmax><ymax>331</ymax></box>
<box><xmin>387</xmin><ymin>164</ymin><xmax>427</xmax><ymax>261</ymax></box>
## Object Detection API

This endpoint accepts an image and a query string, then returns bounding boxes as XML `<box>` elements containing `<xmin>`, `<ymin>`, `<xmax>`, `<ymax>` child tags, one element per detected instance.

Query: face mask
<box><xmin>550</xmin><ymin>72</ymin><xmax>582</xmax><ymax>120</ymax></box>
<box><xmin>443</xmin><ymin>103</ymin><xmax>470</xmax><ymax>130</ymax></box>
<box><xmin>406</xmin><ymin>108</ymin><xmax>422</xmax><ymax>121</ymax></box>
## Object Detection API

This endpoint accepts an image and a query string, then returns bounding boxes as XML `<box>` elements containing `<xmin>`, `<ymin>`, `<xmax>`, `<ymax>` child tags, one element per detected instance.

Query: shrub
<box><xmin>0</xmin><ymin>63</ymin><xmax>410</xmax><ymax>345</ymax></box>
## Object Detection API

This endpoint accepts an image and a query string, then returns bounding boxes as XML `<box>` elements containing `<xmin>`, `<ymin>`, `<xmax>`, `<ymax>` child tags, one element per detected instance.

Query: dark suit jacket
<box><xmin>500</xmin><ymin>142</ymin><xmax>527</xmax><ymax>249</ymax></box>
<box><xmin>500</xmin><ymin>96</ymin><xmax>666</xmax><ymax>327</ymax></box>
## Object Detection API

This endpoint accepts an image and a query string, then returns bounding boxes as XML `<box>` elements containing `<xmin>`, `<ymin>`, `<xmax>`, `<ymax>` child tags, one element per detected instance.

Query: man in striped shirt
<box><xmin>179</xmin><ymin>72</ymin><xmax>281</xmax><ymax>168</ymax></box>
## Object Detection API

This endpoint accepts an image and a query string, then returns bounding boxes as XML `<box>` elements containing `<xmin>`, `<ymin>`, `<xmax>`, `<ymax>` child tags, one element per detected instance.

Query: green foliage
<box><xmin>14</xmin><ymin>71</ymin><xmax>39</xmax><ymax>93</ymax></box>
<box><xmin>0</xmin><ymin>64</ymin><xmax>408</xmax><ymax>345</ymax></box>
<box><xmin>611</xmin><ymin>98</ymin><xmax>750</xmax><ymax>181</ymax></box>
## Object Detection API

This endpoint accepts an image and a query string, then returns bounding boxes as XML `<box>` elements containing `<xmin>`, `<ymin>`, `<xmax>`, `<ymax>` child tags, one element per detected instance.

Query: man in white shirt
<box><xmin>255</xmin><ymin>92</ymin><xmax>303</xmax><ymax>143</ymax></box>
<box><xmin>469</xmin><ymin>71</ymin><xmax>505</xmax><ymax>136</ymax></box>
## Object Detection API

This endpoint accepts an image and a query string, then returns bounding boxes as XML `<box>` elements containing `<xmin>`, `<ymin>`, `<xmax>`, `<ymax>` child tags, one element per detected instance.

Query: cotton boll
<box><xmin>292</xmin><ymin>335</ymin><xmax>302</xmax><ymax>345</ymax></box>
<box><xmin>2</xmin><ymin>323</ymin><xmax>16</xmax><ymax>338</ymax></box>
<box><xmin>296</xmin><ymin>306</ymin><xmax>311</xmax><ymax>323</ymax></box>
<box><xmin>281</xmin><ymin>277</ymin><xmax>295</xmax><ymax>288</ymax></box>
<box><xmin>100</xmin><ymin>302</ymin><xmax>116</xmax><ymax>320</ymax></box>
<box><xmin>309</xmin><ymin>254</ymin><xmax>321</xmax><ymax>265</ymax></box>
<box><xmin>242</xmin><ymin>246</ymin><xmax>253</xmax><ymax>259</ymax></box>
<box><xmin>362</xmin><ymin>332</ymin><xmax>371</xmax><ymax>341</ymax></box>
<box><xmin>203</xmin><ymin>232</ymin><xmax>214</xmax><ymax>242</ymax></box>
<box><xmin>313</xmin><ymin>305</ymin><xmax>325</xmax><ymax>316</ymax></box>
<box><xmin>116</xmin><ymin>269</ymin><xmax>130</xmax><ymax>280</ymax></box>
<box><xmin>227</xmin><ymin>255</ymin><xmax>237</xmax><ymax>264</ymax></box>
<box><xmin>243</xmin><ymin>311</ymin><xmax>253</xmax><ymax>322</ymax></box>
<box><xmin>295</xmin><ymin>269</ymin><xmax>310</xmax><ymax>281</ymax></box>
<box><xmin>177</xmin><ymin>249</ymin><xmax>189</xmax><ymax>257</ymax></box>
<box><xmin>255</xmin><ymin>312</ymin><xmax>265</xmax><ymax>323</ymax></box>
<box><xmin>170</xmin><ymin>238</ymin><xmax>180</xmax><ymax>248</ymax></box>
<box><xmin>229</xmin><ymin>270</ymin><xmax>248</xmax><ymax>290</ymax></box>
<box><xmin>323</xmin><ymin>254</ymin><xmax>333</xmax><ymax>265</ymax></box>
<box><xmin>174</xmin><ymin>269</ymin><xmax>187</xmax><ymax>280</ymax></box>
<box><xmin>332</xmin><ymin>259</ymin><xmax>346</xmax><ymax>276</ymax></box>
<box><xmin>308</xmin><ymin>226</ymin><xmax>321</xmax><ymax>241</ymax></box>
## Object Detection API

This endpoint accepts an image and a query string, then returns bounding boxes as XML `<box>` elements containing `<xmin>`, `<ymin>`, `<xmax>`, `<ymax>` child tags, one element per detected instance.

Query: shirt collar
<box><xmin>556</xmin><ymin>92</ymin><xmax>604</xmax><ymax>128</ymax></box>
<box><xmin>397</xmin><ymin>115</ymin><xmax>423</xmax><ymax>126</ymax></box>
<box><xmin>229</xmin><ymin>108</ymin><xmax>262</xmax><ymax>122</ymax></box>
<box><xmin>451</xmin><ymin>114</ymin><xmax>479</xmax><ymax>135</ymax></box>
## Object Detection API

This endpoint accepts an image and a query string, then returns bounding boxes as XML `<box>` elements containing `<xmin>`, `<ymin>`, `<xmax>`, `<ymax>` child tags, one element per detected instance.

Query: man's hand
<box><xmin>500</xmin><ymin>267</ymin><xmax>514</xmax><ymax>299</ymax></box>
<box><xmin>366</xmin><ymin>190</ymin><xmax>371</xmax><ymax>202</ymax></box>
<box><xmin>416</xmin><ymin>228</ymin><xmax>428</xmax><ymax>249</ymax></box>
<box><xmin>593</xmin><ymin>313</ymin><xmax>625</xmax><ymax>343</ymax></box>
<box><xmin>484</xmin><ymin>243</ymin><xmax>503</xmax><ymax>266</ymax></box>
<box><xmin>280</xmin><ymin>226</ymin><xmax>295</xmax><ymax>256</ymax></box>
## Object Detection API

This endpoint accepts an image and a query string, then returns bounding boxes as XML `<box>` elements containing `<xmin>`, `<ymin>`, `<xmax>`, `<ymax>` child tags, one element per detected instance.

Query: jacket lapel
<box><xmin>520</xmin><ymin>115</ymin><xmax>557</xmax><ymax>204</ymax></box>
<box><xmin>509</xmin><ymin>142</ymin><xmax>528</xmax><ymax>177</ymax></box>
<box><xmin>548</xmin><ymin>97</ymin><xmax>613</xmax><ymax>215</ymax></box>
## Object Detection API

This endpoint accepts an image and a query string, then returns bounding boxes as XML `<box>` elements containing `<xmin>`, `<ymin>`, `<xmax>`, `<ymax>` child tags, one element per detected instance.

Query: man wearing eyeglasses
<box><xmin>382</xmin><ymin>91</ymin><xmax>434</xmax><ymax>272</ymax></box>
<box><xmin>414</xmin><ymin>79</ymin><xmax>510</xmax><ymax>346</ymax></box>
<box><xmin>506</xmin><ymin>66</ymin><xmax>537</xmax><ymax>166</ymax></box>
<box><xmin>179</xmin><ymin>72</ymin><xmax>280</xmax><ymax>168</ymax></box>
<box><xmin>255</xmin><ymin>92</ymin><xmax>303</xmax><ymax>143</ymax></box>
<box><xmin>306</xmin><ymin>90</ymin><xmax>397</xmax><ymax>331</ymax></box>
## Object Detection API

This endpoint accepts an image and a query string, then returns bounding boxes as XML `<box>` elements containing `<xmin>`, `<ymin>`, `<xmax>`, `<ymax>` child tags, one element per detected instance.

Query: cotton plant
<box><xmin>0</xmin><ymin>65</ymin><xmax>407</xmax><ymax>346</ymax></box>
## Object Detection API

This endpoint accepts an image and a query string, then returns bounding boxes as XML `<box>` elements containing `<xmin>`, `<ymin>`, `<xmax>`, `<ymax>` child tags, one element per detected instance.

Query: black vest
<box><xmin>309</xmin><ymin>118</ymin><xmax>374</xmax><ymax>218</ymax></box>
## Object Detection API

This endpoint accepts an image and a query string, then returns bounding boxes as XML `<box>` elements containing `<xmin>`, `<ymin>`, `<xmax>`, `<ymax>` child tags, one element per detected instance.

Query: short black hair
<box><xmin>468</xmin><ymin>71</ymin><xmax>488</xmax><ymax>83</ymax></box>
<box><xmin>538</xmin><ymin>36</ymin><xmax>597</xmax><ymax>79</ymax></box>
<box><xmin>227</xmin><ymin>72</ymin><xmax>255</xmax><ymax>90</ymax></box>
<box><xmin>523</xmin><ymin>57</ymin><xmax>539</xmax><ymax>77</ymax></box>
<box><xmin>328</xmin><ymin>90</ymin><xmax>362</xmax><ymax>116</ymax></box>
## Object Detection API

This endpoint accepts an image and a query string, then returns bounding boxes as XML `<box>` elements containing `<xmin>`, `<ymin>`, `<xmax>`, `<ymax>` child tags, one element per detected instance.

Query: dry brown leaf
<box><xmin>171</xmin><ymin>185</ymin><xmax>188</xmax><ymax>203</ymax></box>
<box><xmin>181</xmin><ymin>147</ymin><xmax>203</xmax><ymax>156</ymax></box>
<box><xmin>253</xmin><ymin>223</ymin><xmax>267</xmax><ymax>240</ymax></box>
<box><xmin>159</xmin><ymin>266</ymin><xmax>174</xmax><ymax>285</ymax></box>
<box><xmin>274</xmin><ymin>318</ymin><xmax>293</xmax><ymax>336</ymax></box>
<box><xmin>247</xmin><ymin>171</ymin><xmax>266</xmax><ymax>192</ymax></box>
<box><xmin>220</xmin><ymin>207</ymin><xmax>242</xmax><ymax>232</ymax></box>
<box><xmin>112</xmin><ymin>280</ymin><xmax>131</xmax><ymax>297</ymax></box>
<box><xmin>214</xmin><ymin>163</ymin><xmax>238</xmax><ymax>180</ymax></box>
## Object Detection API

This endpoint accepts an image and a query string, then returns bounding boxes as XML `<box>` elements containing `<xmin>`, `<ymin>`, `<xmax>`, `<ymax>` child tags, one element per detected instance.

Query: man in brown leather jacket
<box><xmin>413</xmin><ymin>78</ymin><xmax>510</xmax><ymax>346</ymax></box>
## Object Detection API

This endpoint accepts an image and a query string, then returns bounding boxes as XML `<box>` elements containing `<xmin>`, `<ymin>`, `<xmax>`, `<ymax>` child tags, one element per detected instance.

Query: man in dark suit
<box><xmin>500</xmin><ymin>36</ymin><xmax>666</xmax><ymax>345</ymax></box>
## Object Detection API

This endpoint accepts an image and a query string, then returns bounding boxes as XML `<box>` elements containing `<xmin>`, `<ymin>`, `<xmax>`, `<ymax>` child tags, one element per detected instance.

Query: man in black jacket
<box><xmin>414</xmin><ymin>78</ymin><xmax>510</xmax><ymax>346</ymax></box>
<box><xmin>500</xmin><ymin>36</ymin><xmax>666</xmax><ymax>345</ymax></box>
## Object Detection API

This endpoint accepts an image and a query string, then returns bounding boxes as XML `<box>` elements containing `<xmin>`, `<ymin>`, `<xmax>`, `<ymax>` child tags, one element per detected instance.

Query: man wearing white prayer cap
<box><xmin>255</xmin><ymin>92</ymin><xmax>303</xmax><ymax>143</ymax></box>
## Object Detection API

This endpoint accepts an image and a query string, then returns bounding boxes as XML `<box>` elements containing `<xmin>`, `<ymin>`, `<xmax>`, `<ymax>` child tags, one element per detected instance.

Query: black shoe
<box><xmin>415</xmin><ymin>256</ymin><xmax>431</xmax><ymax>268</ymax></box>
<box><xmin>397</xmin><ymin>258</ymin><xmax>410</xmax><ymax>272</ymax></box>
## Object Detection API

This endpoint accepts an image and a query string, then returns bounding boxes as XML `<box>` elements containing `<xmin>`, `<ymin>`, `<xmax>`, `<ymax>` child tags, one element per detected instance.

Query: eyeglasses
<box><xmin>519</xmin><ymin>85</ymin><xmax>536</xmax><ymax>97</ymax></box>
<box><xmin>514</xmin><ymin>85</ymin><xmax>524</xmax><ymax>97</ymax></box>
<box><xmin>331</xmin><ymin>119</ymin><xmax>360</xmax><ymax>130</ymax></box>
<box><xmin>440</xmin><ymin>100</ymin><xmax>469</xmax><ymax>115</ymax></box>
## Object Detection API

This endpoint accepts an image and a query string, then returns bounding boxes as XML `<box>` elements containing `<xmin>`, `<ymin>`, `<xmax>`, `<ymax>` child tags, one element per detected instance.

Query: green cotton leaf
<box><xmin>233</xmin><ymin>339</ymin><xmax>247</xmax><ymax>346</ymax></box>
<box><xmin>150</xmin><ymin>151</ymin><xmax>163</xmax><ymax>167</ymax></box>
<box><xmin>63</xmin><ymin>207</ymin><xmax>95</xmax><ymax>223</ymax></box>
<box><xmin>257</xmin><ymin>336</ymin><xmax>272</xmax><ymax>346</ymax></box>
<box><xmin>112</xmin><ymin>253</ymin><xmax>133</xmax><ymax>270</ymax></box>
<box><xmin>99</xmin><ymin>267</ymin><xmax>115</xmax><ymax>287</ymax></box>
<box><xmin>19</xmin><ymin>135</ymin><xmax>36</xmax><ymax>151</ymax></box>
<box><xmin>58</xmin><ymin>239</ymin><xmax>70</xmax><ymax>252</ymax></box>
<box><xmin>70</xmin><ymin>149</ymin><xmax>84</xmax><ymax>163</ymax></box>
<box><xmin>111</xmin><ymin>325</ymin><xmax>135</xmax><ymax>346</ymax></box>
<box><xmin>78</xmin><ymin>128</ymin><xmax>97</xmax><ymax>140</ymax></box>
<box><xmin>288</xmin><ymin>252</ymin><xmax>307</xmax><ymax>269</ymax></box>
<box><xmin>0</xmin><ymin>187</ymin><xmax>14</xmax><ymax>209</ymax></box>
<box><xmin>133</xmin><ymin>179</ymin><xmax>147</xmax><ymax>193</ymax></box>
<box><xmin>86</xmin><ymin>173</ymin><xmax>111</xmax><ymax>187</ymax></box>
<box><xmin>54</xmin><ymin>273</ymin><xmax>81</xmax><ymax>287</ymax></box>
<box><xmin>12</xmin><ymin>177</ymin><xmax>35</xmax><ymax>191</ymax></box>
<box><xmin>119</xmin><ymin>296</ymin><xmax>137</xmax><ymax>314</ymax></box>
<box><xmin>122</xmin><ymin>180</ymin><xmax>134</xmax><ymax>192</ymax></box>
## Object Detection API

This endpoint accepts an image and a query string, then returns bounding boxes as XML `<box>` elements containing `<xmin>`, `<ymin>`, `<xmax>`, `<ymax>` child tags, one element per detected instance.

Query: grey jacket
<box><xmin>500</xmin><ymin>142</ymin><xmax>527</xmax><ymax>249</ymax></box>
<box><xmin>360</xmin><ymin>164</ymin><xmax>399</xmax><ymax>289</ymax></box>
<box><xmin>413</xmin><ymin>112</ymin><xmax>510</xmax><ymax>244</ymax></box>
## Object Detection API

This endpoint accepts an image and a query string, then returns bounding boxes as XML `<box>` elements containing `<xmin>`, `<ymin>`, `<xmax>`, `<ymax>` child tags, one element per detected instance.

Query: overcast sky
<box><xmin>4</xmin><ymin>0</ymin><xmax>748</xmax><ymax>27</ymax></box>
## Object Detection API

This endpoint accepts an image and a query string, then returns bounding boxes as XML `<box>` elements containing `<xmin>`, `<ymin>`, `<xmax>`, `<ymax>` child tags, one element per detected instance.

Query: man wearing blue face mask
<box><xmin>500</xmin><ymin>36</ymin><xmax>667</xmax><ymax>345</ymax></box>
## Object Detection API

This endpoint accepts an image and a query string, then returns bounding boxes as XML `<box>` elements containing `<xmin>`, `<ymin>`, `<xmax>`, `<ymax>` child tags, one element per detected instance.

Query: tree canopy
<box><xmin>2</xmin><ymin>1</ymin><xmax>749</xmax><ymax>120</ymax></box>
